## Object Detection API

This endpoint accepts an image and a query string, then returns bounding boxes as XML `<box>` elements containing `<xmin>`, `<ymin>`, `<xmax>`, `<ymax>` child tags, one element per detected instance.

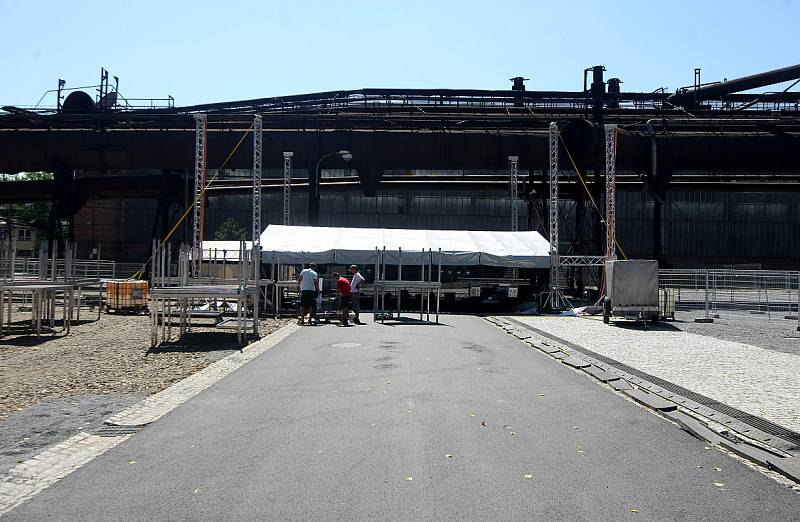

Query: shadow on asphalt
<box><xmin>376</xmin><ymin>317</ymin><xmax>453</xmax><ymax>328</ymax></box>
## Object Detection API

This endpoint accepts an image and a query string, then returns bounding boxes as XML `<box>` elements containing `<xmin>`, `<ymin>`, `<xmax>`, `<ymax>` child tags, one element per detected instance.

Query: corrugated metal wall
<box><xmin>114</xmin><ymin>188</ymin><xmax>800</xmax><ymax>266</ymax></box>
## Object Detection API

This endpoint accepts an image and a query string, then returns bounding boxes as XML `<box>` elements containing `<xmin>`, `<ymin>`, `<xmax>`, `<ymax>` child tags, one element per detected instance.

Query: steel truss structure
<box><xmin>282</xmin><ymin>152</ymin><xmax>293</xmax><ymax>226</ymax></box>
<box><xmin>192</xmin><ymin>114</ymin><xmax>208</xmax><ymax>278</ymax></box>
<box><xmin>559</xmin><ymin>255</ymin><xmax>606</xmax><ymax>267</ymax></box>
<box><xmin>252</xmin><ymin>114</ymin><xmax>262</xmax><ymax>249</ymax></box>
<box><xmin>546</xmin><ymin>122</ymin><xmax>618</xmax><ymax>309</ymax></box>
<box><xmin>508</xmin><ymin>155</ymin><xmax>519</xmax><ymax>232</ymax></box>
<box><xmin>605</xmin><ymin>124</ymin><xmax>617</xmax><ymax>260</ymax></box>
<box><xmin>546</xmin><ymin>122</ymin><xmax>567</xmax><ymax>309</ymax></box>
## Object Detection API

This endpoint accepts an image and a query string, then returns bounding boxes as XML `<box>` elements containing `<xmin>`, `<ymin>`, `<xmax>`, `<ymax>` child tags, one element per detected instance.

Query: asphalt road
<box><xmin>8</xmin><ymin>315</ymin><xmax>800</xmax><ymax>520</ymax></box>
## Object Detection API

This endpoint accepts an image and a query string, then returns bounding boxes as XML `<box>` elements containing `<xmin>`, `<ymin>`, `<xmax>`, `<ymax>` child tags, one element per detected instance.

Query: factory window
<box><xmin>18</xmin><ymin>228</ymin><xmax>32</xmax><ymax>241</ymax></box>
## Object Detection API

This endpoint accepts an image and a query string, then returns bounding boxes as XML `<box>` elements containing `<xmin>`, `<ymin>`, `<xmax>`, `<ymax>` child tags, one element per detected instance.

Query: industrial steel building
<box><xmin>2</xmin><ymin>65</ymin><xmax>800</xmax><ymax>271</ymax></box>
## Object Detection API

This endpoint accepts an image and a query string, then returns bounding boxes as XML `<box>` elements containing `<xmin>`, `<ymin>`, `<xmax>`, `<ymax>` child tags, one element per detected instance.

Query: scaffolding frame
<box><xmin>149</xmin><ymin>240</ymin><xmax>260</xmax><ymax>347</ymax></box>
<box><xmin>1</xmin><ymin>239</ymin><xmax>102</xmax><ymax>338</ymax></box>
<box><xmin>149</xmin><ymin>115</ymin><xmax>263</xmax><ymax>348</ymax></box>
<box><xmin>372</xmin><ymin>247</ymin><xmax>442</xmax><ymax>324</ymax></box>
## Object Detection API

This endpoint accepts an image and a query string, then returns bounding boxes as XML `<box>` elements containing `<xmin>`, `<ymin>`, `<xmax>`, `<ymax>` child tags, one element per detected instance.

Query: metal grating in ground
<box><xmin>92</xmin><ymin>424</ymin><xmax>143</xmax><ymax>437</ymax></box>
<box><xmin>505</xmin><ymin>317</ymin><xmax>800</xmax><ymax>448</ymax></box>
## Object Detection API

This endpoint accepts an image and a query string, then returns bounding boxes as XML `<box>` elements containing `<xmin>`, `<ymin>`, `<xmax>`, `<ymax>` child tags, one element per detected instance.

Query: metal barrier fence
<box><xmin>12</xmin><ymin>258</ymin><xmax>117</xmax><ymax>280</ymax></box>
<box><xmin>659</xmin><ymin>269</ymin><xmax>800</xmax><ymax>326</ymax></box>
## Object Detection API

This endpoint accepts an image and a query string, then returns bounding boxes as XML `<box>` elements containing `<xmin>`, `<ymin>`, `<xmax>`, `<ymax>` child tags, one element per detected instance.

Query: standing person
<box><xmin>349</xmin><ymin>264</ymin><xmax>365</xmax><ymax>325</ymax></box>
<box><xmin>333</xmin><ymin>272</ymin><xmax>352</xmax><ymax>326</ymax></box>
<box><xmin>298</xmin><ymin>263</ymin><xmax>319</xmax><ymax>325</ymax></box>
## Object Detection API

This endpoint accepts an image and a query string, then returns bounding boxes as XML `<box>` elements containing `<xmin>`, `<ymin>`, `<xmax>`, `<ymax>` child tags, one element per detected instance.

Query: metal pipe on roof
<box><xmin>668</xmin><ymin>64</ymin><xmax>800</xmax><ymax>106</ymax></box>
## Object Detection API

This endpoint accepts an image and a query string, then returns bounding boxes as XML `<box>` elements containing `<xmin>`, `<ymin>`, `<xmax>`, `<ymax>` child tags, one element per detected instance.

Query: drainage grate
<box><xmin>93</xmin><ymin>424</ymin><xmax>144</xmax><ymax>437</ymax></box>
<box><xmin>506</xmin><ymin>317</ymin><xmax>800</xmax><ymax>448</ymax></box>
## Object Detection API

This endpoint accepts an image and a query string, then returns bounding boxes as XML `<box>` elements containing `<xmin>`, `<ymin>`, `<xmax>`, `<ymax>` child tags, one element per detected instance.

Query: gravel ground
<box><xmin>0</xmin><ymin>311</ymin><xmax>288</xmax><ymax>477</ymax></box>
<box><xmin>511</xmin><ymin>315</ymin><xmax>800</xmax><ymax>434</ymax></box>
<box><xmin>673</xmin><ymin>311</ymin><xmax>800</xmax><ymax>355</ymax></box>
<box><xmin>0</xmin><ymin>312</ymin><xmax>289</xmax><ymax>420</ymax></box>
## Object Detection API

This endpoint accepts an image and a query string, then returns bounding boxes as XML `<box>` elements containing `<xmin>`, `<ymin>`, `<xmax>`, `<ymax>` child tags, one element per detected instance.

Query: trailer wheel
<box><xmin>602</xmin><ymin>297</ymin><xmax>610</xmax><ymax>324</ymax></box>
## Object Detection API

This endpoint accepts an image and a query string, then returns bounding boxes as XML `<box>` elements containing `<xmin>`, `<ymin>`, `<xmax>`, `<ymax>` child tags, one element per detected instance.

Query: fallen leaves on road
<box><xmin>630</xmin><ymin>508</ymin><xmax>639</xmax><ymax>513</ymax></box>
<box><xmin>524</xmin><ymin>474</ymin><xmax>533</xmax><ymax>479</ymax></box>
<box><xmin>445</xmin><ymin>454</ymin><xmax>453</xmax><ymax>459</ymax></box>
<box><xmin>128</xmin><ymin>460</ymin><xmax>136</xmax><ymax>464</ymax></box>
<box><xmin>480</xmin><ymin>421</ymin><xmax>487</xmax><ymax>427</ymax></box>
<box><xmin>404</xmin><ymin>476</ymin><xmax>413</xmax><ymax>481</ymax></box>
<box><xmin>713</xmin><ymin>482</ymin><xmax>725</xmax><ymax>487</ymax></box>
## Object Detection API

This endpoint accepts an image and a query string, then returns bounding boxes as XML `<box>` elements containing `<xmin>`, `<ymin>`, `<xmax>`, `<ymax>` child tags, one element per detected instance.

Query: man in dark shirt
<box><xmin>334</xmin><ymin>272</ymin><xmax>352</xmax><ymax>326</ymax></box>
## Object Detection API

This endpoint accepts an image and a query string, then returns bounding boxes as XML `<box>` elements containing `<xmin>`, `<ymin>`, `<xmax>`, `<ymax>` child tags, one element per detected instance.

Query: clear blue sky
<box><xmin>2</xmin><ymin>0</ymin><xmax>798</xmax><ymax>107</ymax></box>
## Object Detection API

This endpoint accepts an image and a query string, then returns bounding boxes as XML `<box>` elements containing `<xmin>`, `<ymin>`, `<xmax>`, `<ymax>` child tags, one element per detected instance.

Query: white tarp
<box><xmin>257</xmin><ymin>225</ymin><xmax>551</xmax><ymax>268</ymax></box>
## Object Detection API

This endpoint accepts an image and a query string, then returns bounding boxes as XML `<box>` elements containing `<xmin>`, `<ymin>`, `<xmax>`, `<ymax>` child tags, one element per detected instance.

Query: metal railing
<box><xmin>659</xmin><ymin>269</ymin><xmax>800</xmax><ymax>326</ymax></box>
<box><xmin>12</xmin><ymin>258</ymin><xmax>117</xmax><ymax>280</ymax></box>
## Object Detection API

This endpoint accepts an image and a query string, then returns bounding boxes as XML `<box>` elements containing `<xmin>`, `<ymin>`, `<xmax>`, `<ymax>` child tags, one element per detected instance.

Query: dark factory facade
<box><xmin>82</xmin><ymin>175</ymin><xmax>800</xmax><ymax>270</ymax></box>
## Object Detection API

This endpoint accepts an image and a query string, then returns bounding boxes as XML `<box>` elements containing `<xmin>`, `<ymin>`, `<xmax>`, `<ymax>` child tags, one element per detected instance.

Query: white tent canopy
<box><xmin>256</xmin><ymin>225</ymin><xmax>551</xmax><ymax>268</ymax></box>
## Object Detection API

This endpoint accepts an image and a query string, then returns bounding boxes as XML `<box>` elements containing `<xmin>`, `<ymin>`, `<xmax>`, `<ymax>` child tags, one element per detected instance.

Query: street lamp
<box><xmin>315</xmin><ymin>150</ymin><xmax>353</xmax><ymax>180</ymax></box>
<box><xmin>310</xmin><ymin>150</ymin><xmax>353</xmax><ymax>225</ymax></box>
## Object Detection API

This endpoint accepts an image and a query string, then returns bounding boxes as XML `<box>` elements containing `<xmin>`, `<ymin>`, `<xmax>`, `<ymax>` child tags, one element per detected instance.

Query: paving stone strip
<box><xmin>0</xmin><ymin>322</ymin><xmax>300</xmax><ymax>516</ymax></box>
<box><xmin>0</xmin><ymin>432</ymin><xmax>132</xmax><ymax>516</ymax></box>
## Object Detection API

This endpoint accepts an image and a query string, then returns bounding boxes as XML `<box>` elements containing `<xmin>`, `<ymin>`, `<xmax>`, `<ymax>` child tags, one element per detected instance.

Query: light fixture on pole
<box><xmin>316</xmin><ymin>149</ymin><xmax>353</xmax><ymax>178</ymax></box>
<box><xmin>311</xmin><ymin>150</ymin><xmax>353</xmax><ymax>225</ymax></box>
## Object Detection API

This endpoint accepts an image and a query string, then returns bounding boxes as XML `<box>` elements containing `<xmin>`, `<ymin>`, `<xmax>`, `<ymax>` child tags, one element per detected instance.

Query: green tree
<box><xmin>214</xmin><ymin>217</ymin><xmax>247</xmax><ymax>241</ymax></box>
<box><xmin>1</xmin><ymin>172</ymin><xmax>54</xmax><ymax>236</ymax></box>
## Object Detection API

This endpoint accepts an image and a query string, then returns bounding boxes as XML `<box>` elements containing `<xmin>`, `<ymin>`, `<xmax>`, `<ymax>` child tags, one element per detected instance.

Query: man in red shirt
<box><xmin>333</xmin><ymin>272</ymin><xmax>353</xmax><ymax>326</ymax></box>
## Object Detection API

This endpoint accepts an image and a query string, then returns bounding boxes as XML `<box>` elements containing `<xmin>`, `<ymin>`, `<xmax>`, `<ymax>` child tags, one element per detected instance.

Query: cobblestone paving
<box><xmin>510</xmin><ymin>316</ymin><xmax>800</xmax><ymax>434</ymax></box>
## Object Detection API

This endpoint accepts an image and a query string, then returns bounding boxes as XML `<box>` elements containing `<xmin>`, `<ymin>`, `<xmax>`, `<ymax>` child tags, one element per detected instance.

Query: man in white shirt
<box><xmin>298</xmin><ymin>263</ymin><xmax>319</xmax><ymax>325</ymax></box>
<box><xmin>349</xmin><ymin>264</ymin><xmax>365</xmax><ymax>325</ymax></box>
